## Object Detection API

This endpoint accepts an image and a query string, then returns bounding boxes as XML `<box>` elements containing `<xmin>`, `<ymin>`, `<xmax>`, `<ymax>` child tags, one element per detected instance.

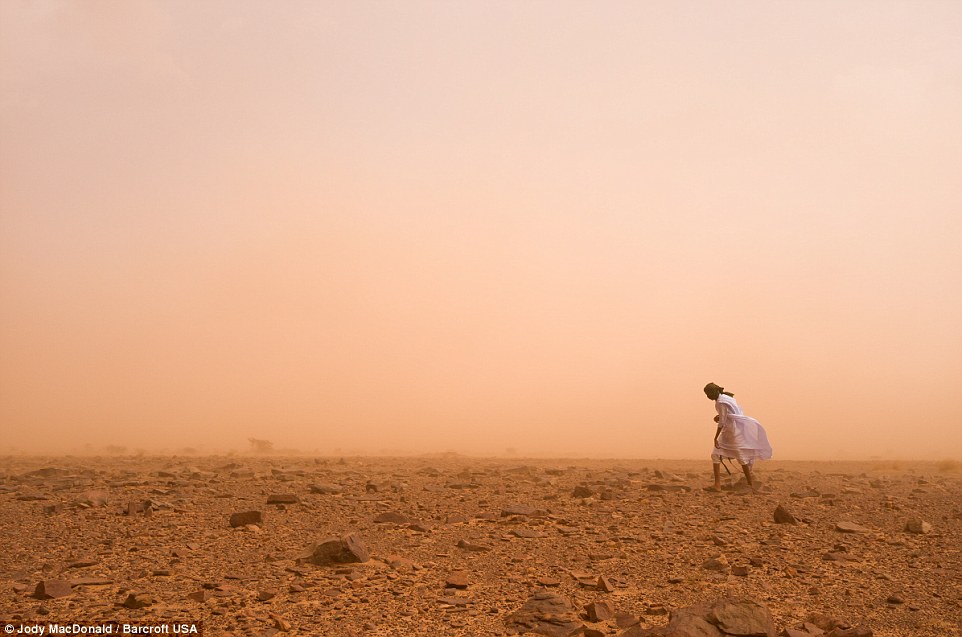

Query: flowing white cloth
<box><xmin>712</xmin><ymin>394</ymin><xmax>772</xmax><ymax>464</ymax></box>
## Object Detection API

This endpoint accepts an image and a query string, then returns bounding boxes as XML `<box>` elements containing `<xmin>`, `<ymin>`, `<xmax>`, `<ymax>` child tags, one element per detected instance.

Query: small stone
<box><xmin>886</xmin><ymin>593</ymin><xmax>904</xmax><ymax>604</ymax></box>
<box><xmin>34</xmin><ymin>580</ymin><xmax>73</xmax><ymax>599</ymax></box>
<box><xmin>504</xmin><ymin>592</ymin><xmax>584</xmax><ymax>637</ymax></box>
<box><xmin>70</xmin><ymin>577</ymin><xmax>112</xmax><ymax>586</ymax></box>
<box><xmin>825</xmin><ymin>627</ymin><xmax>873</xmax><ymax>637</ymax></box>
<box><xmin>407</xmin><ymin>522</ymin><xmax>434</xmax><ymax>533</ymax></box>
<box><xmin>229</xmin><ymin>511</ymin><xmax>263</xmax><ymax>528</ymax></box>
<box><xmin>585</xmin><ymin>600</ymin><xmax>614</xmax><ymax>622</ymax></box>
<box><xmin>774</xmin><ymin>504</ymin><xmax>798</xmax><ymax>524</ymax></box>
<box><xmin>702</xmin><ymin>554</ymin><xmax>730</xmax><ymax>572</ymax></box>
<box><xmin>707</xmin><ymin>598</ymin><xmax>776</xmax><ymax>636</ymax></box>
<box><xmin>187</xmin><ymin>590</ymin><xmax>213</xmax><ymax>602</ymax></box>
<box><xmin>303</xmin><ymin>534</ymin><xmax>370</xmax><ymax>565</ymax></box>
<box><xmin>456</xmin><ymin>539</ymin><xmax>490</xmax><ymax>552</ymax></box>
<box><xmin>269</xmin><ymin>613</ymin><xmax>291</xmax><ymax>632</ymax></box>
<box><xmin>904</xmin><ymin>519</ymin><xmax>932</xmax><ymax>534</ymax></box>
<box><xmin>732</xmin><ymin>564</ymin><xmax>750</xmax><ymax>577</ymax></box>
<box><xmin>597</xmin><ymin>575</ymin><xmax>615</xmax><ymax>592</ymax></box>
<box><xmin>374</xmin><ymin>511</ymin><xmax>410</xmax><ymax>524</ymax></box>
<box><xmin>78</xmin><ymin>490</ymin><xmax>109</xmax><ymax>507</ymax></box>
<box><xmin>122</xmin><ymin>592</ymin><xmax>154</xmax><ymax>609</ymax></box>
<box><xmin>572</xmin><ymin>485</ymin><xmax>594</xmax><ymax>498</ymax></box>
<box><xmin>309</xmin><ymin>483</ymin><xmax>342</xmax><ymax>495</ymax></box>
<box><xmin>266</xmin><ymin>493</ymin><xmax>299</xmax><ymax>504</ymax></box>
<box><xmin>501</xmin><ymin>504</ymin><xmax>542</xmax><ymax>517</ymax></box>
<box><xmin>258</xmin><ymin>590</ymin><xmax>278</xmax><ymax>601</ymax></box>
<box><xmin>615</xmin><ymin>613</ymin><xmax>641</xmax><ymax>628</ymax></box>
<box><xmin>445</xmin><ymin>571</ymin><xmax>470</xmax><ymax>589</ymax></box>
<box><xmin>835</xmin><ymin>521</ymin><xmax>871</xmax><ymax>534</ymax></box>
<box><xmin>67</xmin><ymin>559</ymin><xmax>99</xmax><ymax>569</ymax></box>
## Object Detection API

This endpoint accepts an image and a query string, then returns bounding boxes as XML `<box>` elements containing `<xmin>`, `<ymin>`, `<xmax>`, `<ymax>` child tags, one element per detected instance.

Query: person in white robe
<box><xmin>704</xmin><ymin>382</ymin><xmax>772</xmax><ymax>491</ymax></box>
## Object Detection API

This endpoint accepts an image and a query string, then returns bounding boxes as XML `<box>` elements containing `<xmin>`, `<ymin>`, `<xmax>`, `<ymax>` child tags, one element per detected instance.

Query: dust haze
<box><xmin>2</xmin><ymin>2</ymin><xmax>961</xmax><ymax>460</ymax></box>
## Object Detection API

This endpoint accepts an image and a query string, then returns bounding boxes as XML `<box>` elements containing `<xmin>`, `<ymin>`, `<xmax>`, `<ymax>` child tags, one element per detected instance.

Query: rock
<box><xmin>78</xmin><ymin>490</ymin><xmax>109</xmax><ymax>507</ymax></box>
<box><xmin>512</xmin><ymin>528</ymin><xmax>546</xmax><ymax>538</ymax></box>
<box><xmin>373</xmin><ymin>511</ymin><xmax>410</xmax><ymax>524</ymax></box>
<box><xmin>621</xmin><ymin>597</ymin><xmax>775</xmax><ymax>637</ymax></box>
<box><xmin>457</xmin><ymin>539</ymin><xmax>490</xmax><ymax>552</ymax></box>
<box><xmin>70</xmin><ymin>577</ymin><xmax>112</xmax><ymax>587</ymax></box>
<box><xmin>572</xmin><ymin>485</ymin><xmax>595</xmax><ymax>498</ymax></box>
<box><xmin>597</xmin><ymin>576</ymin><xmax>615</xmax><ymax>592</ymax></box>
<box><xmin>702</xmin><ymin>554</ymin><xmax>731</xmax><ymax>573</ymax></box>
<box><xmin>445</xmin><ymin>571</ymin><xmax>470</xmax><ymax>589</ymax></box>
<box><xmin>229</xmin><ymin>510</ymin><xmax>263</xmax><ymax>528</ymax></box>
<box><xmin>16</xmin><ymin>489</ymin><xmax>49</xmax><ymax>501</ymax></box>
<box><xmin>34</xmin><ymin>580</ymin><xmax>73</xmax><ymax>599</ymax></box>
<box><xmin>438</xmin><ymin>595</ymin><xmax>474</xmax><ymax>607</ymax></box>
<box><xmin>407</xmin><ymin>521</ymin><xmax>433</xmax><ymax>533</ymax></box>
<box><xmin>125</xmin><ymin>500</ymin><xmax>152</xmax><ymax>516</ymax></box>
<box><xmin>266</xmin><ymin>493</ymin><xmax>299</xmax><ymax>504</ymax></box>
<box><xmin>122</xmin><ymin>592</ymin><xmax>154</xmax><ymax>609</ymax></box>
<box><xmin>708</xmin><ymin>598</ymin><xmax>776</xmax><ymax>636</ymax></box>
<box><xmin>645</xmin><ymin>483</ymin><xmax>691</xmax><ymax>492</ymax></box>
<box><xmin>615</xmin><ymin>613</ymin><xmax>641</xmax><ymax>628</ymax></box>
<box><xmin>826</xmin><ymin>628</ymin><xmax>873</xmax><ymax>637</ymax></box>
<box><xmin>309</xmin><ymin>483</ymin><xmax>342</xmax><ymax>495</ymax></box>
<box><xmin>804</xmin><ymin>614</ymin><xmax>847</xmax><ymax>632</ymax></box>
<box><xmin>67</xmin><ymin>559</ymin><xmax>98</xmax><ymax>569</ymax></box>
<box><xmin>774</xmin><ymin>504</ymin><xmax>798</xmax><ymax>524</ymax></box>
<box><xmin>585</xmin><ymin>600</ymin><xmax>614</xmax><ymax>622</ymax></box>
<box><xmin>904</xmin><ymin>518</ymin><xmax>931</xmax><ymax>534</ymax></box>
<box><xmin>835</xmin><ymin>521</ymin><xmax>871</xmax><ymax>534</ymax></box>
<box><xmin>270</xmin><ymin>613</ymin><xmax>291</xmax><ymax>632</ymax></box>
<box><xmin>385</xmin><ymin>555</ymin><xmax>418</xmax><ymax>572</ymax></box>
<box><xmin>303</xmin><ymin>534</ymin><xmax>370</xmax><ymax>565</ymax></box>
<box><xmin>502</xmin><ymin>504</ymin><xmax>543</xmax><ymax>517</ymax></box>
<box><xmin>732</xmin><ymin>565</ymin><xmax>751</xmax><ymax>577</ymax></box>
<box><xmin>25</xmin><ymin>467</ymin><xmax>69</xmax><ymax>478</ymax></box>
<box><xmin>258</xmin><ymin>589</ymin><xmax>278</xmax><ymax>601</ymax></box>
<box><xmin>504</xmin><ymin>591</ymin><xmax>585</xmax><ymax>636</ymax></box>
<box><xmin>188</xmin><ymin>590</ymin><xmax>214</xmax><ymax>602</ymax></box>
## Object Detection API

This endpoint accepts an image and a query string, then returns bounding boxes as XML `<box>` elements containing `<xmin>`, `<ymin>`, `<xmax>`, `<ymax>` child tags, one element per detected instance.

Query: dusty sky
<box><xmin>1</xmin><ymin>1</ymin><xmax>960</xmax><ymax>459</ymax></box>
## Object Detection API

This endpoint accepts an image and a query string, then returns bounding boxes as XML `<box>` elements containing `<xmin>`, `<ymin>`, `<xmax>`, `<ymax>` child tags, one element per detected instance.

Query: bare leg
<box><xmin>741</xmin><ymin>463</ymin><xmax>753</xmax><ymax>488</ymax></box>
<box><xmin>708</xmin><ymin>463</ymin><xmax>721</xmax><ymax>491</ymax></box>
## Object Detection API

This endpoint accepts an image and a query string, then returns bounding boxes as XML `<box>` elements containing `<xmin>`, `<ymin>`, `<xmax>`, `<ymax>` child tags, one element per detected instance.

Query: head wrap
<box><xmin>703</xmin><ymin>382</ymin><xmax>733</xmax><ymax>400</ymax></box>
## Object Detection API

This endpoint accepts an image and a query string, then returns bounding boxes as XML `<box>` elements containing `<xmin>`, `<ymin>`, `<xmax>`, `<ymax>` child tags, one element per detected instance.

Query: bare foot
<box><xmin>703</xmin><ymin>485</ymin><xmax>722</xmax><ymax>492</ymax></box>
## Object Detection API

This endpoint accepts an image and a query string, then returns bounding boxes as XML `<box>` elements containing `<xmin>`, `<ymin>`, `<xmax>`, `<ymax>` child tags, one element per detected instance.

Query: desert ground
<box><xmin>1</xmin><ymin>455</ymin><xmax>960</xmax><ymax>636</ymax></box>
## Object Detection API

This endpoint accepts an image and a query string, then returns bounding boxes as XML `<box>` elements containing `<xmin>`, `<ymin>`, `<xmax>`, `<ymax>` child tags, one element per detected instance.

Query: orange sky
<box><xmin>1</xmin><ymin>1</ymin><xmax>960</xmax><ymax>458</ymax></box>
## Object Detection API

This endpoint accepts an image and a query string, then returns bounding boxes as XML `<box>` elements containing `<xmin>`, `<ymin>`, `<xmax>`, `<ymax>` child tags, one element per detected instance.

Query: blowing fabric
<box><xmin>711</xmin><ymin>394</ymin><xmax>773</xmax><ymax>464</ymax></box>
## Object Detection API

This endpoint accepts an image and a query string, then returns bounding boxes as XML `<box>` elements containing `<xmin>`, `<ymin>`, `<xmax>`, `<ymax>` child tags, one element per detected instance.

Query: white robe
<box><xmin>712</xmin><ymin>394</ymin><xmax>772</xmax><ymax>463</ymax></box>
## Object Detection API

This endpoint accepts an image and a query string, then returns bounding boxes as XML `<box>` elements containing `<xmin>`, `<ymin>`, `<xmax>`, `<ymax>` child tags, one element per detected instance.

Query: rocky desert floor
<box><xmin>1</xmin><ymin>455</ymin><xmax>960</xmax><ymax>636</ymax></box>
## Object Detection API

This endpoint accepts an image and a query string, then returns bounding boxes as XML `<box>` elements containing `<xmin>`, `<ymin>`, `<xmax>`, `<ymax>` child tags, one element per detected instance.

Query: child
<box><xmin>704</xmin><ymin>382</ymin><xmax>772</xmax><ymax>491</ymax></box>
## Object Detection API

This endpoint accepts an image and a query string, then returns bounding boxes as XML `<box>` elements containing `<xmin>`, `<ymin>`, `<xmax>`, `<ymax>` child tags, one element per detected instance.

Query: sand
<box><xmin>1</xmin><ymin>456</ymin><xmax>960</xmax><ymax>636</ymax></box>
